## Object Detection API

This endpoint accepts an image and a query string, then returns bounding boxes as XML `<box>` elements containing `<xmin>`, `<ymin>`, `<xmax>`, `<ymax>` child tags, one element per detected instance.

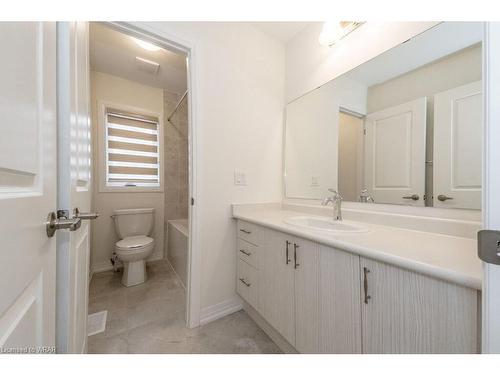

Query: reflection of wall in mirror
<box><xmin>366</xmin><ymin>44</ymin><xmax>482</xmax><ymax>207</ymax></box>
<box><xmin>338</xmin><ymin>112</ymin><xmax>364</xmax><ymax>202</ymax></box>
<box><xmin>285</xmin><ymin>75</ymin><xmax>367</xmax><ymax>199</ymax></box>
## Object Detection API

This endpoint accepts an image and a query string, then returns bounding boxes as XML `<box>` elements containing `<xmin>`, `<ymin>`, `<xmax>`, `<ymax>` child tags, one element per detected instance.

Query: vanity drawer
<box><xmin>237</xmin><ymin>220</ymin><xmax>261</xmax><ymax>246</ymax></box>
<box><xmin>237</xmin><ymin>258</ymin><xmax>258</xmax><ymax>309</ymax></box>
<box><xmin>237</xmin><ymin>238</ymin><xmax>259</xmax><ymax>268</ymax></box>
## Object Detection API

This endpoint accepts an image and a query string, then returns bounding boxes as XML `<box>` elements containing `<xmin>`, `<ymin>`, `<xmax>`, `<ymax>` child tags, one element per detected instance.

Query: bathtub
<box><xmin>167</xmin><ymin>219</ymin><xmax>189</xmax><ymax>288</ymax></box>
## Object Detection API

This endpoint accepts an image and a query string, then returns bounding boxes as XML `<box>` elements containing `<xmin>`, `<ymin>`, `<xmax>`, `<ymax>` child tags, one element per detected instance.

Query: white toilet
<box><xmin>112</xmin><ymin>208</ymin><xmax>155</xmax><ymax>287</ymax></box>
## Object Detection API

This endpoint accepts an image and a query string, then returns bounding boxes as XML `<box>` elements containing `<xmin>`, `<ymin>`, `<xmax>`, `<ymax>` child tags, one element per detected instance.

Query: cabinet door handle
<box><xmin>239</xmin><ymin>278</ymin><xmax>251</xmax><ymax>287</ymax></box>
<box><xmin>239</xmin><ymin>249</ymin><xmax>251</xmax><ymax>256</ymax></box>
<box><xmin>239</xmin><ymin>229</ymin><xmax>252</xmax><ymax>234</ymax></box>
<box><xmin>294</xmin><ymin>243</ymin><xmax>300</xmax><ymax>269</ymax></box>
<box><xmin>363</xmin><ymin>267</ymin><xmax>371</xmax><ymax>304</ymax></box>
<box><xmin>285</xmin><ymin>240</ymin><xmax>291</xmax><ymax>265</ymax></box>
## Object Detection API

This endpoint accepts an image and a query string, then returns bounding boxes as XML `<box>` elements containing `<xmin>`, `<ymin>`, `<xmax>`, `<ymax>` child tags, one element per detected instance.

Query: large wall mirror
<box><xmin>284</xmin><ymin>22</ymin><xmax>483</xmax><ymax>209</ymax></box>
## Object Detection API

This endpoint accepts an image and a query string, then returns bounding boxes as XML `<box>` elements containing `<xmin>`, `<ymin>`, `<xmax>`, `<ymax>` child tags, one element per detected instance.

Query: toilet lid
<box><xmin>116</xmin><ymin>235</ymin><xmax>154</xmax><ymax>250</ymax></box>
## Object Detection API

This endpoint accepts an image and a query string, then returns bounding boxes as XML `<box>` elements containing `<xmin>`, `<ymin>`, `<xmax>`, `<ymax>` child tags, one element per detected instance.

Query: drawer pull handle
<box><xmin>293</xmin><ymin>243</ymin><xmax>300</xmax><ymax>269</ymax></box>
<box><xmin>363</xmin><ymin>267</ymin><xmax>371</xmax><ymax>304</ymax></box>
<box><xmin>285</xmin><ymin>240</ymin><xmax>291</xmax><ymax>265</ymax></box>
<box><xmin>239</xmin><ymin>278</ymin><xmax>251</xmax><ymax>287</ymax></box>
<box><xmin>239</xmin><ymin>249</ymin><xmax>251</xmax><ymax>256</ymax></box>
<box><xmin>239</xmin><ymin>229</ymin><xmax>252</xmax><ymax>234</ymax></box>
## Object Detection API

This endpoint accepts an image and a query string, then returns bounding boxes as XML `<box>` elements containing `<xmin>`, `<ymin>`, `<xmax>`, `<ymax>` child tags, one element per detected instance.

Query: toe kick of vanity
<box><xmin>235</xmin><ymin>218</ymin><xmax>480</xmax><ymax>354</ymax></box>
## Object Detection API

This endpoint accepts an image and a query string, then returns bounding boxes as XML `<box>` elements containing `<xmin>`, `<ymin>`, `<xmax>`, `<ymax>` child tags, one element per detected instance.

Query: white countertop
<box><xmin>232</xmin><ymin>204</ymin><xmax>482</xmax><ymax>290</ymax></box>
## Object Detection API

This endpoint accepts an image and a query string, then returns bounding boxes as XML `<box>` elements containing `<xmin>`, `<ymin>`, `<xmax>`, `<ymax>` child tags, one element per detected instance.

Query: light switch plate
<box><xmin>234</xmin><ymin>171</ymin><xmax>247</xmax><ymax>186</ymax></box>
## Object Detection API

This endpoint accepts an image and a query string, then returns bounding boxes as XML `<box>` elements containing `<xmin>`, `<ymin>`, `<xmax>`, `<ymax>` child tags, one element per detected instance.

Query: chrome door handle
<box><xmin>46</xmin><ymin>212</ymin><xmax>81</xmax><ymax>238</ymax></box>
<box><xmin>402</xmin><ymin>194</ymin><xmax>419</xmax><ymax>201</ymax></box>
<box><xmin>73</xmin><ymin>207</ymin><xmax>99</xmax><ymax>220</ymax></box>
<box><xmin>437</xmin><ymin>194</ymin><xmax>453</xmax><ymax>202</ymax></box>
<box><xmin>239</xmin><ymin>249</ymin><xmax>251</xmax><ymax>256</ymax></box>
<box><xmin>239</xmin><ymin>229</ymin><xmax>251</xmax><ymax>234</ymax></box>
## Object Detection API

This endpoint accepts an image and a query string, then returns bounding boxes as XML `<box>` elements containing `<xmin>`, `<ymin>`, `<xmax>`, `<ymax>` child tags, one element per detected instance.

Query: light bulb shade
<box><xmin>133</xmin><ymin>37</ymin><xmax>161</xmax><ymax>52</ymax></box>
<box><xmin>318</xmin><ymin>21</ymin><xmax>364</xmax><ymax>46</ymax></box>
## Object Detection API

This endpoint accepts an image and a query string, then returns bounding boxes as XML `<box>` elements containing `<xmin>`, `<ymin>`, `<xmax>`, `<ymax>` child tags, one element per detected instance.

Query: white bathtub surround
<box><xmin>167</xmin><ymin>219</ymin><xmax>189</xmax><ymax>288</ymax></box>
<box><xmin>232</xmin><ymin>203</ymin><xmax>482</xmax><ymax>289</ymax></box>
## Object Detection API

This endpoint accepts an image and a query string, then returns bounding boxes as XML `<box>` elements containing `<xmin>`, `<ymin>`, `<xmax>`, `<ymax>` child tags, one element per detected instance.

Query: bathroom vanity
<box><xmin>231</xmin><ymin>22</ymin><xmax>485</xmax><ymax>354</ymax></box>
<box><xmin>233</xmin><ymin>203</ymin><xmax>481</xmax><ymax>354</ymax></box>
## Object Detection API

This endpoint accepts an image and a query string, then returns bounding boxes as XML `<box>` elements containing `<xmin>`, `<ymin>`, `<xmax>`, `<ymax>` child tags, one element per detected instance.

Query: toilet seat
<box><xmin>116</xmin><ymin>235</ymin><xmax>154</xmax><ymax>251</ymax></box>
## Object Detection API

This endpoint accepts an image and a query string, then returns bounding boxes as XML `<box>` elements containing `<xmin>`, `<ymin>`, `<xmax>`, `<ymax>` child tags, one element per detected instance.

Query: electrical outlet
<box><xmin>311</xmin><ymin>176</ymin><xmax>319</xmax><ymax>187</ymax></box>
<box><xmin>234</xmin><ymin>171</ymin><xmax>247</xmax><ymax>186</ymax></box>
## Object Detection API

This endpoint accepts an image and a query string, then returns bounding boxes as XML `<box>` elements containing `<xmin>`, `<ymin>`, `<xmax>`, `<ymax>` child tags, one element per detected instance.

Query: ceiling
<box><xmin>89</xmin><ymin>23</ymin><xmax>188</xmax><ymax>94</ymax></box>
<box><xmin>250</xmin><ymin>22</ymin><xmax>313</xmax><ymax>43</ymax></box>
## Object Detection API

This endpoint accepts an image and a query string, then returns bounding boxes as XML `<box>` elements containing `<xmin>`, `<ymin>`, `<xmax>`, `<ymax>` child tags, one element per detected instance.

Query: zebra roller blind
<box><xmin>105</xmin><ymin>108</ymin><xmax>160</xmax><ymax>187</ymax></box>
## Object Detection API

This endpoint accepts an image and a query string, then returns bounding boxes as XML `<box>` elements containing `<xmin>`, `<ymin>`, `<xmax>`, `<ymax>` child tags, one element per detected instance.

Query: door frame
<box><xmin>482</xmin><ymin>22</ymin><xmax>500</xmax><ymax>353</ymax></box>
<box><xmin>104</xmin><ymin>22</ymin><xmax>201</xmax><ymax>328</ymax></box>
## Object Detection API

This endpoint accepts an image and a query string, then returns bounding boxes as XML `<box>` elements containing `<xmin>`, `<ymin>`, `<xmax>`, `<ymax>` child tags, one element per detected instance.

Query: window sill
<box><xmin>98</xmin><ymin>185</ymin><xmax>164</xmax><ymax>194</ymax></box>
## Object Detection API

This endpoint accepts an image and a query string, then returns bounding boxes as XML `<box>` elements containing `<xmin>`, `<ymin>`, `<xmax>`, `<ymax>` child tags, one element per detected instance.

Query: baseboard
<box><xmin>91</xmin><ymin>261</ymin><xmax>115</xmax><ymax>274</ymax></box>
<box><xmin>243</xmin><ymin>301</ymin><xmax>298</xmax><ymax>354</ymax></box>
<box><xmin>163</xmin><ymin>257</ymin><xmax>185</xmax><ymax>290</ymax></box>
<box><xmin>91</xmin><ymin>254</ymin><xmax>165</xmax><ymax>275</ymax></box>
<box><xmin>199</xmin><ymin>296</ymin><xmax>243</xmax><ymax>326</ymax></box>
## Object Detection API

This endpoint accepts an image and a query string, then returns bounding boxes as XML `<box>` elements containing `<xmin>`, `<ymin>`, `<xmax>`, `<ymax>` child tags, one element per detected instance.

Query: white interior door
<box><xmin>433</xmin><ymin>81</ymin><xmax>482</xmax><ymax>209</ymax></box>
<box><xmin>56</xmin><ymin>21</ymin><xmax>93</xmax><ymax>354</ymax></box>
<box><xmin>364</xmin><ymin>97</ymin><xmax>427</xmax><ymax>206</ymax></box>
<box><xmin>0</xmin><ymin>22</ymin><xmax>57</xmax><ymax>353</ymax></box>
<box><xmin>482</xmin><ymin>22</ymin><xmax>500</xmax><ymax>354</ymax></box>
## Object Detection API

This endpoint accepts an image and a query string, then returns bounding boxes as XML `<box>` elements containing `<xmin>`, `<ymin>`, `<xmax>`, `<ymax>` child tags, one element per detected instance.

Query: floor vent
<box><xmin>87</xmin><ymin>310</ymin><xmax>107</xmax><ymax>337</ymax></box>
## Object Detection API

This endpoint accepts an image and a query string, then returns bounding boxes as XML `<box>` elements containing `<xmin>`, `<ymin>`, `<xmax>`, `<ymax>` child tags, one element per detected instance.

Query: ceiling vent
<box><xmin>135</xmin><ymin>56</ymin><xmax>160</xmax><ymax>74</ymax></box>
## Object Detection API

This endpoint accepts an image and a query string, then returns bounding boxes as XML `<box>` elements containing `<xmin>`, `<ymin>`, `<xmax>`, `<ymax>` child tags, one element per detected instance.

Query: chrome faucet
<box><xmin>359</xmin><ymin>188</ymin><xmax>375</xmax><ymax>203</ymax></box>
<box><xmin>322</xmin><ymin>188</ymin><xmax>343</xmax><ymax>221</ymax></box>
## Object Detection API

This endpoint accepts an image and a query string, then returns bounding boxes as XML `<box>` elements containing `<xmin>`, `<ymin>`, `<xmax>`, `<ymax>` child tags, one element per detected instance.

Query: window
<box><xmin>104</xmin><ymin>108</ymin><xmax>160</xmax><ymax>188</ymax></box>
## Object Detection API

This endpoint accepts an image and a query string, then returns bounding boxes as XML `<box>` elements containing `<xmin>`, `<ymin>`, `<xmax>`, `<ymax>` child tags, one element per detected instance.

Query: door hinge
<box><xmin>191</xmin><ymin>197</ymin><xmax>195</xmax><ymax>206</ymax></box>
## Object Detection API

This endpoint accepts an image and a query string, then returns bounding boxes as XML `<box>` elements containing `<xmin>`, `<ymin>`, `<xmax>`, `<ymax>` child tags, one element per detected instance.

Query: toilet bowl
<box><xmin>112</xmin><ymin>208</ymin><xmax>155</xmax><ymax>287</ymax></box>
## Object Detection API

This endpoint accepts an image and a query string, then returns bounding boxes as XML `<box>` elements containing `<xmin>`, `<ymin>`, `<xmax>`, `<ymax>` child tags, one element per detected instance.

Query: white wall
<box><xmin>134</xmin><ymin>22</ymin><xmax>285</xmax><ymax>312</ymax></box>
<box><xmin>90</xmin><ymin>71</ymin><xmax>165</xmax><ymax>272</ymax></box>
<box><xmin>285</xmin><ymin>22</ymin><xmax>439</xmax><ymax>102</ymax></box>
<box><xmin>285</xmin><ymin>76</ymin><xmax>366</xmax><ymax>199</ymax></box>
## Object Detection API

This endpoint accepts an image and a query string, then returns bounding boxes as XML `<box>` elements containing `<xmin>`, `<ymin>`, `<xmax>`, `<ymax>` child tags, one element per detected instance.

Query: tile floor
<box><xmin>88</xmin><ymin>260</ymin><xmax>281</xmax><ymax>354</ymax></box>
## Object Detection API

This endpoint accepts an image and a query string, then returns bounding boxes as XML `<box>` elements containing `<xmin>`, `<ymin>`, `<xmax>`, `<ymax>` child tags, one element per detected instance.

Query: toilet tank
<box><xmin>112</xmin><ymin>208</ymin><xmax>155</xmax><ymax>239</ymax></box>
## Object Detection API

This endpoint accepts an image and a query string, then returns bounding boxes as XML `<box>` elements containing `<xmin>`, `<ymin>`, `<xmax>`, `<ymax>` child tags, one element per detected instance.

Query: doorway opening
<box><xmin>338</xmin><ymin>109</ymin><xmax>365</xmax><ymax>202</ymax></box>
<box><xmin>86</xmin><ymin>22</ymin><xmax>198</xmax><ymax>352</ymax></box>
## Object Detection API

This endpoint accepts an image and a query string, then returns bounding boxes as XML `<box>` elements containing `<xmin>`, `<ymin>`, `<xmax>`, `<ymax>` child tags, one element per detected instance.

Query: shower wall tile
<box><xmin>163</xmin><ymin>90</ymin><xmax>189</xmax><ymax>257</ymax></box>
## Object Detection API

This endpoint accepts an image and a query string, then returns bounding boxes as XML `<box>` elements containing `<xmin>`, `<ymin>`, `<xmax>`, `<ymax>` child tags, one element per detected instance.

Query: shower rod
<box><xmin>167</xmin><ymin>90</ymin><xmax>188</xmax><ymax>122</ymax></box>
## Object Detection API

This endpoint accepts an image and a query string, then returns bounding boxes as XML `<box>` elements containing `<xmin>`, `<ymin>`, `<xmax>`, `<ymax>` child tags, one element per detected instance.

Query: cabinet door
<box><xmin>318</xmin><ymin>246</ymin><xmax>362</xmax><ymax>353</ymax></box>
<box><xmin>259</xmin><ymin>229</ymin><xmax>295</xmax><ymax>345</ymax></box>
<box><xmin>294</xmin><ymin>237</ymin><xmax>319</xmax><ymax>353</ymax></box>
<box><xmin>360</xmin><ymin>257</ymin><xmax>478</xmax><ymax>353</ymax></box>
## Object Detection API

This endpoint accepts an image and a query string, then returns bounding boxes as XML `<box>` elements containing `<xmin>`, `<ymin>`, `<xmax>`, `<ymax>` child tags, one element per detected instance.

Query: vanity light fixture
<box><xmin>133</xmin><ymin>37</ymin><xmax>161</xmax><ymax>52</ymax></box>
<box><xmin>318</xmin><ymin>21</ymin><xmax>364</xmax><ymax>47</ymax></box>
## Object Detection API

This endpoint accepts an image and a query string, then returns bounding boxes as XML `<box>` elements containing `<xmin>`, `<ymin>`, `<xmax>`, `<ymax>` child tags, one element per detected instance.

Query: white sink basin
<box><xmin>283</xmin><ymin>216</ymin><xmax>369</xmax><ymax>233</ymax></box>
